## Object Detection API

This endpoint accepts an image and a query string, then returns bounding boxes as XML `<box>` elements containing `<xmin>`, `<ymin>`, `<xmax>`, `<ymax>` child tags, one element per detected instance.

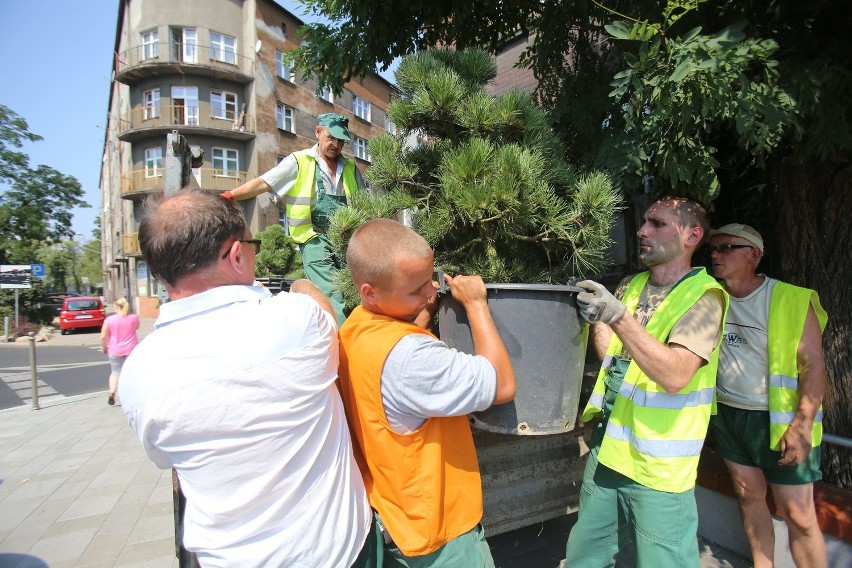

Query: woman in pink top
<box><xmin>100</xmin><ymin>298</ymin><xmax>140</xmax><ymax>405</ymax></box>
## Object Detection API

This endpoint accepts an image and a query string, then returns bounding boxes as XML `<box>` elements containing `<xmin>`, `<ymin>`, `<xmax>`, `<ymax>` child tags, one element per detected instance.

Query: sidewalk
<box><xmin>0</xmin><ymin>394</ymin><xmax>175</xmax><ymax>568</ymax></box>
<box><xmin>0</xmin><ymin>317</ymin><xmax>173</xmax><ymax>567</ymax></box>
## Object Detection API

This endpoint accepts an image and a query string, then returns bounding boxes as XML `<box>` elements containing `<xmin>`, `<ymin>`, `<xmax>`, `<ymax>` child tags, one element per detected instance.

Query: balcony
<box><xmin>114</xmin><ymin>43</ymin><xmax>254</xmax><ymax>85</ymax></box>
<box><xmin>120</xmin><ymin>168</ymin><xmax>249</xmax><ymax>199</ymax></box>
<box><xmin>121</xmin><ymin>233</ymin><xmax>141</xmax><ymax>257</ymax></box>
<box><xmin>118</xmin><ymin>103</ymin><xmax>256</xmax><ymax>143</ymax></box>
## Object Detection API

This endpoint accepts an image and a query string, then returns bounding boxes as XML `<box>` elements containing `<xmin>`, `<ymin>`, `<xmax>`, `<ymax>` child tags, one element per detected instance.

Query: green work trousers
<box><xmin>383</xmin><ymin>523</ymin><xmax>494</xmax><ymax>568</ymax></box>
<box><xmin>299</xmin><ymin>233</ymin><xmax>346</xmax><ymax>326</ymax></box>
<box><xmin>564</xmin><ymin>421</ymin><xmax>700</xmax><ymax>568</ymax></box>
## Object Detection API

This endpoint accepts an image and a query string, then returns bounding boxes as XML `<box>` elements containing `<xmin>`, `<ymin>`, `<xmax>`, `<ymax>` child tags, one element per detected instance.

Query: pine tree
<box><xmin>328</xmin><ymin>48</ymin><xmax>620</xmax><ymax>306</ymax></box>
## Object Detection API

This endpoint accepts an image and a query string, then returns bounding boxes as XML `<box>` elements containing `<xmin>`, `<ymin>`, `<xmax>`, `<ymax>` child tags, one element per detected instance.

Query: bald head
<box><xmin>347</xmin><ymin>219</ymin><xmax>433</xmax><ymax>288</ymax></box>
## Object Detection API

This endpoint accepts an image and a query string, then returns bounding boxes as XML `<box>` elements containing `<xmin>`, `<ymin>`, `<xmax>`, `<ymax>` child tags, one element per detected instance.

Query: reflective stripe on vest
<box><xmin>766</xmin><ymin>282</ymin><xmax>828</xmax><ymax>450</ymax></box>
<box><xmin>605</xmin><ymin>422</ymin><xmax>705</xmax><ymax>457</ymax></box>
<box><xmin>618</xmin><ymin>380</ymin><xmax>716</xmax><ymax>409</ymax></box>
<box><xmin>585</xmin><ymin>269</ymin><xmax>728</xmax><ymax>493</ymax></box>
<box><xmin>286</xmin><ymin>149</ymin><xmax>358</xmax><ymax>243</ymax></box>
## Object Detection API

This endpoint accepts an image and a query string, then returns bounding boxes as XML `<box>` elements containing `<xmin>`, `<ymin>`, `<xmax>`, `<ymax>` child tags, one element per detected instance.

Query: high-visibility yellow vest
<box><xmin>767</xmin><ymin>281</ymin><xmax>828</xmax><ymax>450</ymax></box>
<box><xmin>338</xmin><ymin>306</ymin><xmax>483</xmax><ymax>556</ymax></box>
<box><xmin>582</xmin><ymin>269</ymin><xmax>728</xmax><ymax>493</ymax></box>
<box><xmin>284</xmin><ymin>149</ymin><xmax>358</xmax><ymax>244</ymax></box>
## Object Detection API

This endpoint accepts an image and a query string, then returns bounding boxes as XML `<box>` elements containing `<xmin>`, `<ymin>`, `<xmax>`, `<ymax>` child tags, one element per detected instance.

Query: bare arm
<box><xmin>100</xmin><ymin>322</ymin><xmax>109</xmax><ymax>354</ymax></box>
<box><xmin>230</xmin><ymin>176</ymin><xmax>272</xmax><ymax>201</ymax></box>
<box><xmin>445</xmin><ymin>274</ymin><xmax>516</xmax><ymax>404</ymax></box>
<box><xmin>290</xmin><ymin>279</ymin><xmax>335</xmax><ymax>322</ymax></box>
<box><xmin>608</xmin><ymin>313</ymin><xmax>705</xmax><ymax>393</ymax></box>
<box><xmin>779</xmin><ymin>305</ymin><xmax>827</xmax><ymax>465</ymax></box>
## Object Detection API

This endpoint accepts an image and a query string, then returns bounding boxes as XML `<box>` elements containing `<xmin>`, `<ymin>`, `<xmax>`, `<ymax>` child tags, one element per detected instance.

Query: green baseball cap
<box><xmin>317</xmin><ymin>113</ymin><xmax>351</xmax><ymax>141</ymax></box>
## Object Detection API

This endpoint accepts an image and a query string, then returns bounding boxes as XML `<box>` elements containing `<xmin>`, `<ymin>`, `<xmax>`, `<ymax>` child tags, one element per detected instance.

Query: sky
<box><xmin>0</xmin><ymin>0</ymin><xmax>391</xmax><ymax>244</ymax></box>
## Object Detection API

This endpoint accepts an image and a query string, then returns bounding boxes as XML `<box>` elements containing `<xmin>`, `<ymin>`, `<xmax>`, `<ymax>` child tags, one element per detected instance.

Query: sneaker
<box><xmin>108</xmin><ymin>395</ymin><xmax>115</xmax><ymax>405</ymax></box>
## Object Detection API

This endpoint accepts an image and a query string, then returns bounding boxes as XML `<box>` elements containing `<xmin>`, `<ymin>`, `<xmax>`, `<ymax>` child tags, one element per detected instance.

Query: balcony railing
<box><xmin>115</xmin><ymin>43</ymin><xmax>254</xmax><ymax>83</ymax></box>
<box><xmin>122</xmin><ymin>233</ymin><xmax>141</xmax><ymax>257</ymax></box>
<box><xmin>120</xmin><ymin>168</ymin><xmax>250</xmax><ymax>198</ymax></box>
<box><xmin>118</xmin><ymin>103</ymin><xmax>256</xmax><ymax>140</ymax></box>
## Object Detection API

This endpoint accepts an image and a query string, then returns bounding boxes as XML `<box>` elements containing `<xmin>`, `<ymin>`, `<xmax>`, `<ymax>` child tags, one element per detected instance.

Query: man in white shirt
<box><xmin>223</xmin><ymin>113</ymin><xmax>365</xmax><ymax>325</ymax></box>
<box><xmin>118</xmin><ymin>189</ymin><xmax>376</xmax><ymax>568</ymax></box>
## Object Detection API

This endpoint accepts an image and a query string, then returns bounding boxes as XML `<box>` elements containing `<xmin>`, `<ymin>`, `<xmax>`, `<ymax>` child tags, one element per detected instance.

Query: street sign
<box><xmin>31</xmin><ymin>263</ymin><xmax>45</xmax><ymax>277</ymax></box>
<box><xmin>0</xmin><ymin>264</ymin><xmax>32</xmax><ymax>289</ymax></box>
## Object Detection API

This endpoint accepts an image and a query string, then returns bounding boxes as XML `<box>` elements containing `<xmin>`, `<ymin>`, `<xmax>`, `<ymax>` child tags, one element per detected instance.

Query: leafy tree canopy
<box><xmin>293</xmin><ymin>0</ymin><xmax>852</xmax><ymax>207</ymax></box>
<box><xmin>0</xmin><ymin>104</ymin><xmax>87</xmax><ymax>264</ymax></box>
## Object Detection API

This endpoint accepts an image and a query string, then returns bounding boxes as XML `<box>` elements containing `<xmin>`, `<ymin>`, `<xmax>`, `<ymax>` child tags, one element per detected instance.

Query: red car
<box><xmin>59</xmin><ymin>297</ymin><xmax>106</xmax><ymax>334</ymax></box>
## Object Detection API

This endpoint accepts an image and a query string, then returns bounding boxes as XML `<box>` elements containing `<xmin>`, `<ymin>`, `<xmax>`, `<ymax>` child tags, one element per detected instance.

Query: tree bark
<box><xmin>770</xmin><ymin>157</ymin><xmax>852</xmax><ymax>489</ymax></box>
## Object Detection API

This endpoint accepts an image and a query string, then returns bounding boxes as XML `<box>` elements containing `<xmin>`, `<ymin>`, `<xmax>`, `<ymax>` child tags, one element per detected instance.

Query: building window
<box><xmin>171</xmin><ymin>86</ymin><xmax>199</xmax><ymax>126</ymax></box>
<box><xmin>354</xmin><ymin>137</ymin><xmax>370</xmax><ymax>161</ymax></box>
<box><xmin>276</xmin><ymin>103</ymin><xmax>294</xmax><ymax>132</ymax></box>
<box><xmin>276</xmin><ymin>50</ymin><xmax>294</xmax><ymax>82</ymax></box>
<box><xmin>212</xmin><ymin>148</ymin><xmax>239</xmax><ymax>177</ymax></box>
<box><xmin>318</xmin><ymin>86</ymin><xmax>333</xmax><ymax>103</ymax></box>
<box><xmin>144</xmin><ymin>147</ymin><xmax>163</xmax><ymax>178</ymax></box>
<box><xmin>209</xmin><ymin>32</ymin><xmax>236</xmax><ymax>65</ymax></box>
<box><xmin>353</xmin><ymin>96</ymin><xmax>371</xmax><ymax>121</ymax></box>
<box><xmin>171</xmin><ymin>27</ymin><xmax>197</xmax><ymax>63</ymax></box>
<box><xmin>386</xmin><ymin>118</ymin><xmax>396</xmax><ymax>135</ymax></box>
<box><xmin>143</xmin><ymin>89</ymin><xmax>160</xmax><ymax>120</ymax></box>
<box><xmin>141</xmin><ymin>29</ymin><xmax>159</xmax><ymax>60</ymax></box>
<box><xmin>211</xmin><ymin>90</ymin><xmax>238</xmax><ymax>121</ymax></box>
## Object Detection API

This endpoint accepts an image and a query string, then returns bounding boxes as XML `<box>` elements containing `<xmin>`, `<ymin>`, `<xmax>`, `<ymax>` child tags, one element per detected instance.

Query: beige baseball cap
<box><xmin>708</xmin><ymin>223</ymin><xmax>764</xmax><ymax>253</ymax></box>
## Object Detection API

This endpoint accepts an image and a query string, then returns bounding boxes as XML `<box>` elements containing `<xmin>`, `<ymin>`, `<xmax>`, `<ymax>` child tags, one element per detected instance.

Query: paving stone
<box><xmin>126</xmin><ymin>515</ymin><xmax>174</xmax><ymax>546</ymax></box>
<box><xmin>115</xmin><ymin>536</ymin><xmax>175</xmax><ymax>566</ymax></box>
<box><xmin>25</xmin><ymin>526</ymin><xmax>98</xmax><ymax>564</ymax></box>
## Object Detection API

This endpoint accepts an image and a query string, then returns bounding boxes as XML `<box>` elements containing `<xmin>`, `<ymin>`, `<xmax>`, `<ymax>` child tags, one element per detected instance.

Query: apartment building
<box><xmin>99</xmin><ymin>0</ymin><xmax>395</xmax><ymax>315</ymax></box>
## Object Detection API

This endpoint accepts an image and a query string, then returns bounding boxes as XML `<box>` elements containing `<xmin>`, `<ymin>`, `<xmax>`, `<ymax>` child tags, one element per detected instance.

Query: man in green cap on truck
<box><xmin>224</xmin><ymin>112</ymin><xmax>365</xmax><ymax>325</ymax></box>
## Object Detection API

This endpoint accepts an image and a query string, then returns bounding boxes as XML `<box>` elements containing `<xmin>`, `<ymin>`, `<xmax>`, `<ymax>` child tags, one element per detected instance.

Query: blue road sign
<box><xmin>31</xmin><ymin>263</ymin><xmax>45</xmax><ymax>277</ymax></box>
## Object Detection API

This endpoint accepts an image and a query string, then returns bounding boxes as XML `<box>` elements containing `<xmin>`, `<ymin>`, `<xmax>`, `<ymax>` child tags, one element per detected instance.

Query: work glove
<box><xmin>221</xmin><ymin>190</ymin><xmax>235</xmax><ymax>200</ymax></box>
<box><xmin>575</xmin><ymin>280</ymin><xmax>626</xmax><ymax>325</ymax></box>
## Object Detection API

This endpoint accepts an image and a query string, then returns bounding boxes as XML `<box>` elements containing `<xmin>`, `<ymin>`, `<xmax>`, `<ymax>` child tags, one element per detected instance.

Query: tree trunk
<box><xmin>770</xmin><ymin>157</ymin><xmax>852</xmax><ymax>490</ymax></box>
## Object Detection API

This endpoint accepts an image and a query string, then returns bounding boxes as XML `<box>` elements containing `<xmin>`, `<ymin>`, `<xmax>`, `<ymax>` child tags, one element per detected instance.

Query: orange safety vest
<box><xmin>338</xmin><ymin>306</ymin><xmax>483</xmax><ymax>556</ymax></box>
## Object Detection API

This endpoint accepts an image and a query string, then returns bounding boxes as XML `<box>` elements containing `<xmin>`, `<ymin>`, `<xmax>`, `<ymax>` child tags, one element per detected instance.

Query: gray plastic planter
<box><xmin>438</xmin><ymin>283</ymin><xmax>588</xmax><ymax>435</ymax></box>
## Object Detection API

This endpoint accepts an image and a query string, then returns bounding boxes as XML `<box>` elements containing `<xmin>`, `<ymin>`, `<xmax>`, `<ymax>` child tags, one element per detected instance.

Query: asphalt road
<box><xmin>0</xmin><ymin>329</ymin><xmax>110</xmax><ymax>411</ymax></box>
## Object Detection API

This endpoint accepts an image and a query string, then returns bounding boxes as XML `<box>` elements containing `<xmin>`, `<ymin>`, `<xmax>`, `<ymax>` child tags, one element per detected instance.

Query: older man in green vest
<box><xmin>225</xmin><ymin>113</ymin><xmax>365</xmax><ymax>325</ymax></box>
<box><xmin>565</xmin><ymin>196</ymin><xmax>728</xmax><ymax>567</ymax></box>
<box><xmin>708</xmin><ymin>223</ymin><xmax>827</xmax><ymax>568</ymax></box>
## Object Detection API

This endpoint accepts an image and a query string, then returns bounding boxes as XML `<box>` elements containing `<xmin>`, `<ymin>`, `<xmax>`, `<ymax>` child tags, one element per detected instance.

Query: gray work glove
<box><xmin>575</xmin><ymin>280</ymin><xmax>626</xmax><ymax>325</ymax></box>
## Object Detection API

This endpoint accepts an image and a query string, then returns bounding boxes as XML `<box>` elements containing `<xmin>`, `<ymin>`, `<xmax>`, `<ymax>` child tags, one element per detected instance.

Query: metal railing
<box><xmin>118</xmin><ymin>103</ymin><xmax>256</xmax><ymax>136</ymax></box>
<box><xmin>120</xmin><ymin>168</ymin><xmax>249</xmax><ymax>197</ymax></box>
<box><xmin>115</xmin><ymin>42</ymin><xmax>254</xmax><ymax>79</ymax></box>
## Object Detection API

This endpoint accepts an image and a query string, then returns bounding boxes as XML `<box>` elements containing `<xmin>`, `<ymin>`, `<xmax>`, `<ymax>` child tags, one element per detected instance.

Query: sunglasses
<box><xmin>221</xmin><ymin>239</ymin><xmax>262</xmax><ymax>259</ymax></box>
<box><xmin>707</xmin><ymin>244</ymin><xmax>753</xmax><ymax>254</ymax></box>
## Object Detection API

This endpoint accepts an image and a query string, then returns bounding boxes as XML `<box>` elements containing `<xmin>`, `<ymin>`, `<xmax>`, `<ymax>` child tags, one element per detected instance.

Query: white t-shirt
<box><xmin>381</xmin><ymin>334</ymin><xmax>497</xmax><ymax>433</ymax></box>
<box><xmin>119</xmin><ymin>286</ymin><xmax>370</xmax><ymax>567</ymax></box>
<box><xmin>716</xmin><ymin>276</ymin><xmax>776</xmax><ymax>410</ymax></box>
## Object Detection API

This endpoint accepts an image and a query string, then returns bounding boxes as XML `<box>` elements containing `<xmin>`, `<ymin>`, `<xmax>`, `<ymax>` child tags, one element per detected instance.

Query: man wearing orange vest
<box><xmin>224</xmin><ymin>113</ymin><xmax>365</xmax><ymax>325</ymax></box>
<box><xmin>565</xmin><ymin>197</ymin><xmax>727</xmax><ymax>567</ymax></box>
<box><xmin>338</xmin><ymin>218</ymin><xmax>516</xmax><ymax>567</ymax></box>
<box><xmin>708</xmin><ymin>224</ymin><xmax>827</xmax><ymax>568</ymax></box>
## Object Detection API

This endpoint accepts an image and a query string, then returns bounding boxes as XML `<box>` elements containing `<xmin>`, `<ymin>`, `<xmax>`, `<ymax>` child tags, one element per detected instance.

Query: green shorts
<box><xmin>709</xmin><ymin>403</ymin><xmax>821</xmax><ymax>485</ymax></box>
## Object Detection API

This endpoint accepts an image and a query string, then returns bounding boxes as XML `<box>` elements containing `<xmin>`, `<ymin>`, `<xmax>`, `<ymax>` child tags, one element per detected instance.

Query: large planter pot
<box><xmin>438</xmin><ymin>283</ymin><xmax>588</xmax><ymax>435</ymax></box>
